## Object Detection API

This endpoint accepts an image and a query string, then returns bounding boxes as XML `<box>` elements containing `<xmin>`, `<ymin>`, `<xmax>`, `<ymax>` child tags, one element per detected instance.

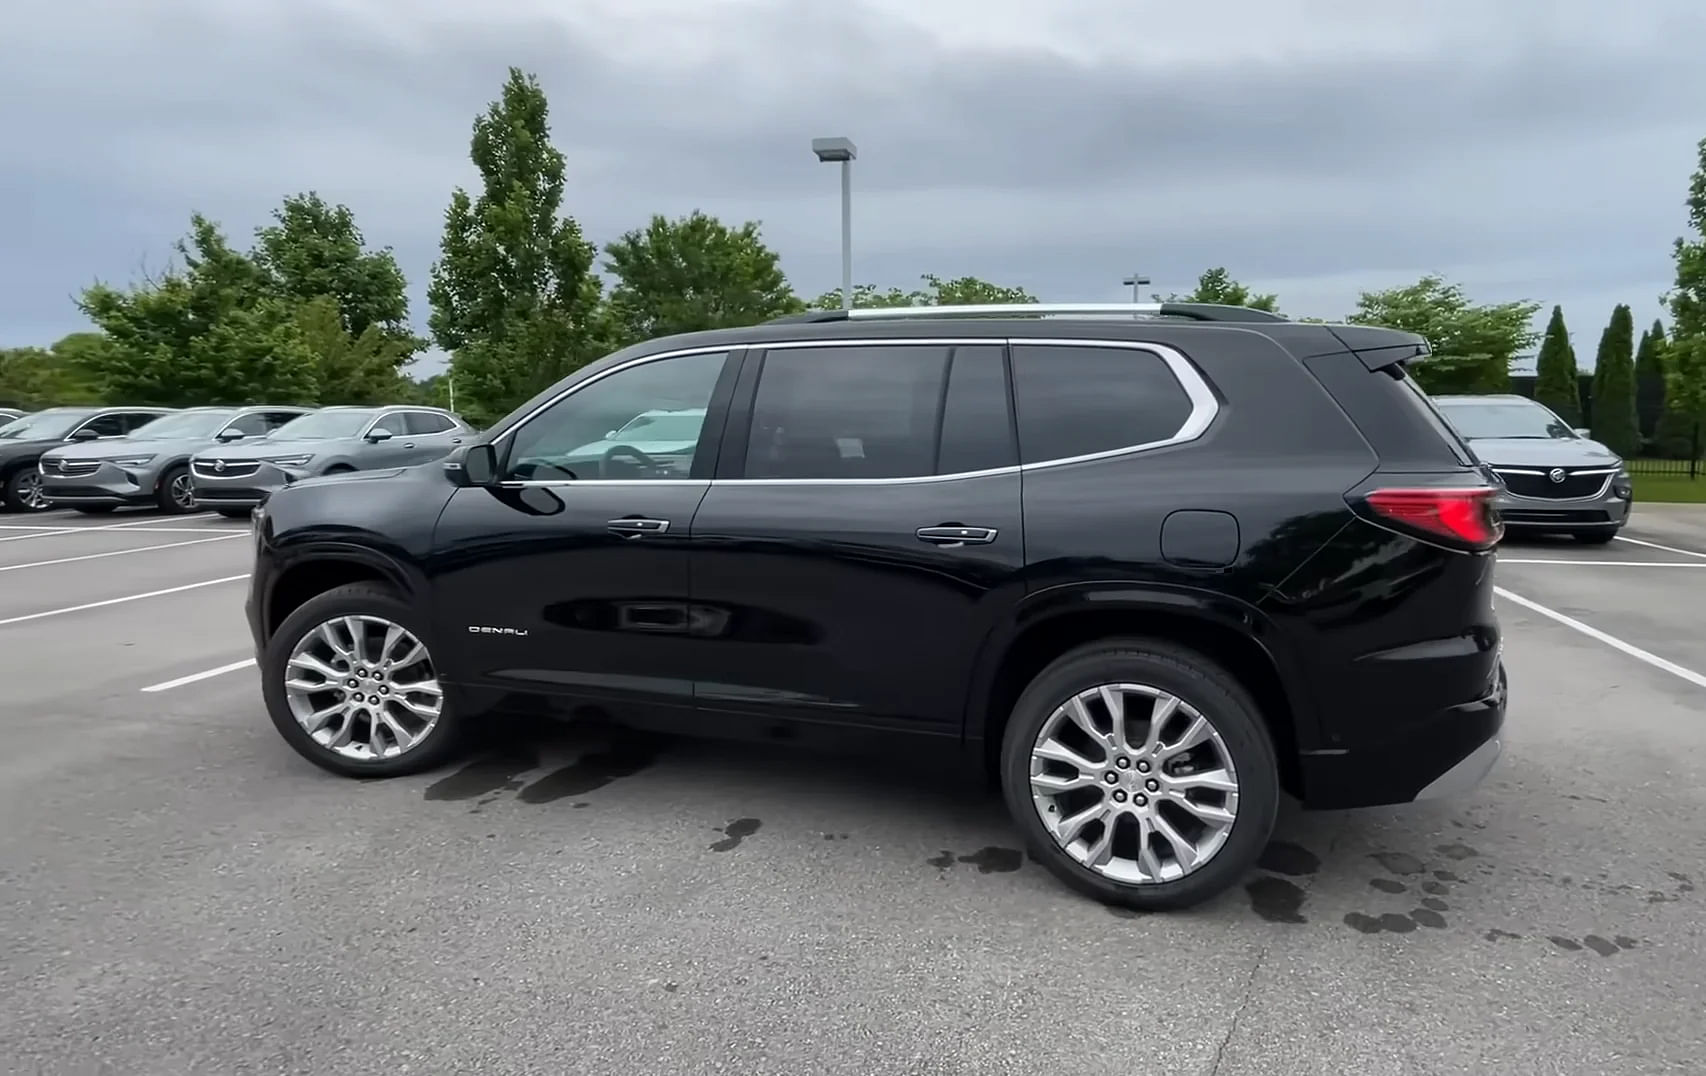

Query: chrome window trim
<box><xmin>488</xmin><ymin>337</ymin><xmax>1218</xmax><ymax>488</ymax></box>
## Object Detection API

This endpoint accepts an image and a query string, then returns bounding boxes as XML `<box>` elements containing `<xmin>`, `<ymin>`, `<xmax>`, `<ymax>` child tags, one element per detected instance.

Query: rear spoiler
<box><xmin>1326</xmin><ymin>325</ymin><xmax>1431</xmax><ymax>372</ymax></box>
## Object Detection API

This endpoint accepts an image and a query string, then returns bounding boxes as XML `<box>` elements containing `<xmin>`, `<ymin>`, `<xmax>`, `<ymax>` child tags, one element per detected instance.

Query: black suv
<box><xmin>248</xmin><ymin>302</ymin><xmax>1507</xmax><ymax>910</ymax></box>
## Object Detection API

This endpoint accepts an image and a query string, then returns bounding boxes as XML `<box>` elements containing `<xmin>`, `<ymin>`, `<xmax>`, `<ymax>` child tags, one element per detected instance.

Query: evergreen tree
<box><xmin>1589</xmin><ymin>304</ymin><xmax>1639</xmax><ymax>456</ymax></box>
<box><xmin>1634</xmin><ymin>320</ymin><xmax>1666</xmax><ymax>442</ymax></box>
<box><xmin>1650</xmin><ymin>321</ymin><xmax>1696</xmax><ymax>457</ymax></box>
<box><xmin>1532</xmin><ymin>305</ymin><xmax>1581</xmax><ymax>424</ymax></box>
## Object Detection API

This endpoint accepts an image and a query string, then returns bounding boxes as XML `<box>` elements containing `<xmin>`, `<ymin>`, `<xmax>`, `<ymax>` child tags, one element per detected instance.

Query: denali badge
<box><xmin>1548</xmin><ymin>468</ymin><xmax>1566</xmax><ymax>483</ymax></box>
<box><xmin>468</xmin><ymin>625</ymin><xmax>529</xmax><ymax>636</ymax></box>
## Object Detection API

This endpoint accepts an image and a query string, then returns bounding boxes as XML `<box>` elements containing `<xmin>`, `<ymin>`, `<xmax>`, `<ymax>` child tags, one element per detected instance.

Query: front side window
<box><xmin>1010</xmin><ymin>344</ymin><xmax>1194</xmax><ymax>465</ymax></box>
<box><xmin>137</xmin><ymin>410</ymin><xmax>235</xmax><ymax>439</ymax></box>
<box><xmin>222</xmin><ymin>412</ymin><xmax>275</xmax><ymax>438</ymax></box>
<box><xmin>0</xmin><ymin>409</ymin><xmax>91</xmax><ymax>441</ymax></box>
<box><xmin>76</xmin><ymin>413</ymin><xmax>130</xmax><ymax>438</ymax></box>
<box><xmin>744</xmin><ymin>345</ymin><xmax>951</xmax><ymax>480</ymax></box>
<box><xmin>370</xmin><ymin>413</ymin><xmax>409</xmax><ymax>436</ymax></box>
<box><xmin>504</xmin><ymin>351</ymin><xmax>729</xmax><ymax>481</ymax></box>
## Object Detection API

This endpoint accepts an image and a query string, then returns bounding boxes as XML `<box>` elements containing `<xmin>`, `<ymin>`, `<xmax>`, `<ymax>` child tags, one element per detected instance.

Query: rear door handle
<box><xmin>403</xmin><ymin>442</ymin><xmax>417</xmax><ymax>449</ymax></box>
<box><xmin>916</xmin><ymin>525</ymin><xmax>998</xmax><ymax>547</ymax></box>
<box><xmin>608</xmin><ymin>517</ymin><xmax>671</xmax><ymax>538</ymax></box>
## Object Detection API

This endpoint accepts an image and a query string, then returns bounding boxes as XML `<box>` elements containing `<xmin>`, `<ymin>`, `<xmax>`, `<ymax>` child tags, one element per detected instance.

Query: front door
<box><xmin>430</xmin><ymin>347</ymin><xmax>738</xmax><ymax>723</ymax></box>
<box><xmin>688</xmin><ymin>341</ymin><xmax>1025</xmax><ymax>737</ymax></box>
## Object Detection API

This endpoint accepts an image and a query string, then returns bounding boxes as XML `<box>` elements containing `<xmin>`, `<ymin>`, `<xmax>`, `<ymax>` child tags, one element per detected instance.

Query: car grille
<box><xmin>193</xmin><ymin>459</ymin><xmax>261</xmax><ymax>479</ymax></box>
<box><xmin>1493</xmin><ymin>468</ymin><xmax>1613</xmax><ymax>499</ymax></box>
<box><xmin>48</xmin><ymin>460</ymin><xmax>101</xmax><ymax>477</ymax></box>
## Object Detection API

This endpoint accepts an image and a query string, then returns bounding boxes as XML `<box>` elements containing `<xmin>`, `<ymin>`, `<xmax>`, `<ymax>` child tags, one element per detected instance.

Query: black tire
<box><xmin>216</xmin><ymin>507</ymin><xmax>252</xmax><ymax>519</ymax></box>
<box><xmin>999</xmin><ymin>639</ymin><xmax>1280</xmax><ymax>912</ymax></box>
<box><xmin>155</xmin><ymin>463</ymin><xmax>196</xmax><ymax>514</ymax></box>
<box><xmin>262</xmin><ymin>582</ymin><xmax>466</xmax><ymax>778</ymax></box>
<box><xmin>1573</xmin><ymin>529</ymin><xmax>1620</xmax><ymax>545</ymax></box>
<box><xmin>2</xmin><ymin>467</ymin><xmax>51</xmax><ymax>512</ymax></box>
<box><xmin>73</xmin><ymin>505</ymin><xmax>116</xmax><ymax>515</ymax></box>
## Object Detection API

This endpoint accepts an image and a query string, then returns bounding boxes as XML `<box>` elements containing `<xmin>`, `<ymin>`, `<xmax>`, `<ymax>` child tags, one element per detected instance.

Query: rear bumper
<box><xmin>1297</xmin><ymin>662</ymin><xmax>1507</xmax><ymax>809</ymax></box>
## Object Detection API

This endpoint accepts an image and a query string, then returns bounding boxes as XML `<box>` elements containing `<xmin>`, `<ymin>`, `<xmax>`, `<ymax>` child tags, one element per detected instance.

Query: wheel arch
<box><xmin>262</xmin><ymin>545</ymin><xmax>421</xmax><ymax>645</ymax></box>
<box><xmin>967</xmin><ymin>585</ymin><xmax>1312</xmax><ymax>796</ymax></box>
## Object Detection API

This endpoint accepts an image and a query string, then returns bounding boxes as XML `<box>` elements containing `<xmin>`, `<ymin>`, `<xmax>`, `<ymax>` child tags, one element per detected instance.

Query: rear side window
<box><xmin>1009</xmin><ymin>344</ymin><xmax>1194</xmax><ymax>465</ymax></box>
<box><xmin>744</xmin><ymin>345</ymin><xmax>950</xmax><ymax>479</ymax></box>
<box><xmin>405</xmin><ymin>412</ymin><xmax>456</xmax><ymax>435</ymax></box>
<box><xmin>1395</xmin><ymin>373</ymin><xmax>1475</xmax><ymax>465</ymax></box>
<box><xmin>1302</xmin><ymin>354</ymin><xmax>1476</xmax><ymax>472</ymax></box>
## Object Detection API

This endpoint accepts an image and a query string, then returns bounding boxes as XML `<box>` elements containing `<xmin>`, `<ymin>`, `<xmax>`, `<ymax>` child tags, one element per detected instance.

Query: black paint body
<box><xmin>247</xmin><ymin>316</ymin><xmax>1505</xmax><ymax>809</ymax></box>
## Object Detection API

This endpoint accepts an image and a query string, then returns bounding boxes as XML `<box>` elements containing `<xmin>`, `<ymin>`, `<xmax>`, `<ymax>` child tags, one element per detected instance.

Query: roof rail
<box><xmin>767</xmin><ymin>302</ymin><xmax>1288</xmax><ymax>325</ymax></box>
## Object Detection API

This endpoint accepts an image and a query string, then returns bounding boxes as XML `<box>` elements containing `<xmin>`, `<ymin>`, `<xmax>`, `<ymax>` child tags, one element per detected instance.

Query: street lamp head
<box><xmin>811</xmin><ymin>136</ymin><xmax>857</xmax><ymax>163</ymax></box>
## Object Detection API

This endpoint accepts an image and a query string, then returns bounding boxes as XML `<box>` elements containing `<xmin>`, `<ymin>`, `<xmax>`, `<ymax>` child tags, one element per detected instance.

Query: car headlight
<box><xmin>262</xmin><ymin>455</ymin><xmax>312</xmax><ymax>467</ymax></box>
<box><xmin>109</xmin><ymin>455</ymin><xmax>155</xmax><ymax>467</ymax></box>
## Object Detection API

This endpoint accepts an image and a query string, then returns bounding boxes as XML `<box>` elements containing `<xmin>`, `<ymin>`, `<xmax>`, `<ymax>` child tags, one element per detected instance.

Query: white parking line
<box><xmin>1498</xmin><ymin>558</ymin><xmax>1706</xmax><ymax>567</ymax></box>
<box><xmin>141</xmin><ymin>658</ymin><xmax>257</xmax><ymax>693</ymax></box>
<box><xmin>0</xmin><ymin>533</ymin><xmax>245</xmax><ymax>573</ymax></box>
<box><xmin>0</xmin><ymin>574</ymin><xmax>250</xmax><ymax>627</ymax></box>
<box><xmin>0</xmin><ymin>517</ymin><xmax>211</xmax><ymax>543</ymax></box>
<box><xmin>1614</xmin><ymin>534</ymin><xmax>1706</xmax><ymax>560</ymax></box>
<box><xmin>1494</xmin><ymin>586</ymin><xmax>1706</xmax><ymax>690</ymax></box>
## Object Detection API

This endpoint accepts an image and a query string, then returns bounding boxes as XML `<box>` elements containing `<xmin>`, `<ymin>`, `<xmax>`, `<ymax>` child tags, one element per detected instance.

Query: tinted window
<box><xmin>504</xmin><ymin>351</ymin><xmax>729</xmax><ymax>481</ymax></box>
<box><xmin>935</xmin><ymin>345</ymin><xmax>1016</xmax><ymax>475</ymax></box>
<box><xmin>405</xmin><ymin>411</ymin><xmax>455</xmax><ymax>435</ymax></box>
<box><xmin>222</xmin><ymin>413</ymin><xmax>274</xmax><ymax>438</ymax></box>
<box><xmin>370</xmin><ymin>413</ymin><xmax>409</xmax><ymax>436</ymax></box>
<box><xmin>272</xmin><ymin>410</ymin><xmax>376</xmax><ymax>440</ymax></box>
<box><xmin>123</xmin><ymin>412</ymin><xmax>166</xmax><ymax>433</ymax></box>
<box><xmin>78</xmin><ymin>414</ymin><xmax>130</xmax><ymax>438</ymax></box>
<box><xmin>745</xmin><ymin>345</ymin><xmax>950</xmax><ymax>480</ymax></box>
<box><xmin>1010</xmin><ymin>344</ymin><xmax>1193</xmax><ymax>465</ymax></box>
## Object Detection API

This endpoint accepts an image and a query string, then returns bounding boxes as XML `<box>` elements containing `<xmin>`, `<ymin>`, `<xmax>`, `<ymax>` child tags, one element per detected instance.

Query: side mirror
<box><xmin>459</xmin><ymin>442</ymin><xmax>498</xmax><ymax>486</ymax></box>
<box><xmin>216</xmin><ymin>429</ymin><xmax>247</xmax><ymax>442</ymax></box>
<box><xmin>1572</xmin><ymin>427</ymin><xmax>1590</xmax><ymax>438</ymax></box>
<box><xmin>365</xmin><ymin>428</ymin><xmax>394</xmax><ymax>443</ymax></box>
<box><xmin>69</xmin><ymin>428</ymin><xmax>100</xmax><ymax>442</ymax></box>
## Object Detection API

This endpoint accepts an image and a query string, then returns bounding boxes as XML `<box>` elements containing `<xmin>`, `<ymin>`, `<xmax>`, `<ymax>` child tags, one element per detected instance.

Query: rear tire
<box><xmin>1000</xmin><ymin>639</ymin><xmax>1279</xmax><ymax>911</ymax></box>
<box><xmin>155</xmin><ymin>463</ymin><xmax>196</xmax><ymax>514</ymax></box>
<box><xmin>262</xmin><ymin>582</ymin><xmax>466</xmax><ymax>778</ymax></box>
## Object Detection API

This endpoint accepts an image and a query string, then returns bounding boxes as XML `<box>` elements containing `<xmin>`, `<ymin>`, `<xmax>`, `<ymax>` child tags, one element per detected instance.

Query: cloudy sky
<box><xmin>4</xmin><ymin>0</ymin><xmax>1704</xmax><ymax>375</ymax></box>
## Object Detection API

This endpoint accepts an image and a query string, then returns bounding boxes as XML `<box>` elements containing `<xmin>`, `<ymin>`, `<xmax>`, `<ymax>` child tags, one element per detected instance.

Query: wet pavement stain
<box><xmin>1583</xmin><ymin>935</ymin><xmax>1620</xmax><ymax>957</ymax></box>
<box><xmin>1485</xmin><ymin>928</ymin><xmax>1523</xmax><ymax>942</ymax></box>
<box><xmin>1370</xmin><ymin>851</ymin><xmax>1426</xmax><ymax>875</ymax></box>
<box><xmin>423</xmin><ymin>747</ymin><xmax>540</xmax><ymax>802</ymax></box>
<box><xmin>1421</xmin><ymin>880</ymin><xmax>1449</xmax><ymax>896</ymax></box>
<box><xmin>1410</xmin><ymin>908</ymin><xmax>1447</xmax><ymax>929</ymax></box>
<box><xmin>1247</xmin><ymin>876</ymin><xmax>1307</xmax><ymax>924</ymax></box>
<box><xmin>1369</xmin><ymin>878</ymin><xmax>1407</xmax><ymax>894</ymax></box>
<box><xmin>926</xmin><ymin>850</ymin><xmax>956</xmax><ymax>870</ymax></box>
<box><xmin>1433</xmin><ymin>869</ymin><xmax>1465</xmax><ymax>883</ymax></box>
<box><xmin>709</xmin><ymin>818</ymin><xmax>762</xmax><ymax>852</ymax></box>
<box><xmin>958</xmin><ymin>847</ymin><xmax>1023</xmax><ymax>873</ymax></box>
<box><xmin>1420</xmin><ymin>897</ymin><xmax>1448</xmax><ymax>912</ymax></box>
<box><xmin>1548</xmin><ymin>936</ymin><xmax>1584</xmax><ymax>952</ymax></box>
<box><xmin>1435</xmin><ymin>842</ymin><xmax>1481</xmax><ymax>861</ymax></box>
<box><xmin>1257</xmin><ymin>841</ymin><xmax>1321</xmax><ymax>877</ymax></box>
<box><xmin>516</xmin><ymin>736</ymin><xmax>661</xmax><ymax>804</ymax></box>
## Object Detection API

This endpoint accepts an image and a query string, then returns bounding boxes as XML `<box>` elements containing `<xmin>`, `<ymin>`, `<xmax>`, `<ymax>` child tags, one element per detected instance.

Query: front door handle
<box><xmin>403</xmin><ymin>442</ymin><xmax>417</xmax><ymax>449</ymax></box>
<box><xmin>916</xmin><ymin>525</ymin><xmax>998</xmax><ymax>547</ymax></box>
<box><xmin>608</xmin><ymin>517</ymin><xmax>671</xmax><ymax>538</ymax></box>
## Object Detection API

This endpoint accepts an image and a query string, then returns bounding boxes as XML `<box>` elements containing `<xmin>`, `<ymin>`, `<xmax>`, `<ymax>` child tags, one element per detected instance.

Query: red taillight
<box><xmin>1362</xmin><ymin>487</ymin><xmax>1502</xmax><ymax>549</ymax></box>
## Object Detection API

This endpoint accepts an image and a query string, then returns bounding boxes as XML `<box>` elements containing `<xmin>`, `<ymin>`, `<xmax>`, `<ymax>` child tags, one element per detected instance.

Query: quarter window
<box><xmin>744</xmin><ymin>345</ymin><xmax>951</xmax><ymax>480</ymax></box>
<box><xmin>503</xmin><ymin>351</ymin><xmax>729</xmax><ymax>481</ymax></box>
<box><xmin>1009</xmin><ymin>344</ymin><xmax>1194</xmax><ymax>465</ymax></box>
<box><xmin>405</xmin><ymin>411</ymin><xmax>456</xmax><ymax>435</ymax></box>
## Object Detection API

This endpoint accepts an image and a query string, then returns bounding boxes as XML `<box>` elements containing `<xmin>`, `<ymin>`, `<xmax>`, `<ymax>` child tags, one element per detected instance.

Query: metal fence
<box><xmin>1628</xmin><ymin>457</ymin><xmax>1703</xmax><ymax>478</ymax></box>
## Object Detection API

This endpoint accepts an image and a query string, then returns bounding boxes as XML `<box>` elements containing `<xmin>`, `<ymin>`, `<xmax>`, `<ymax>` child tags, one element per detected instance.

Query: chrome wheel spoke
<box><xmin>1028</xmin><ymin>679</ymin><xmax>1240</xmax><ymax>887</ymax></box>
<box><xmin>283</xmin><ymin>614</ymin><xmax>441</xmax><ymax>762</ymax></box>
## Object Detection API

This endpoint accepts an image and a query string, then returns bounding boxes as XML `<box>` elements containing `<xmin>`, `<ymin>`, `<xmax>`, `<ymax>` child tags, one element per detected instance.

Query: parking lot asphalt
<box><xmin>3</xmin><ymin>504</ymin><xmax>1706</xmax><ymax>1075</ymax></box>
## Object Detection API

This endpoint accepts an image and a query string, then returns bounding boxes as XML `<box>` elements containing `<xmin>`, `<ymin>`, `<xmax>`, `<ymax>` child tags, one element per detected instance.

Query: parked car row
<box><xmin>0</xmin><ymin>404</ymin><xmax>474</xmax><ymax>515</ymax></box>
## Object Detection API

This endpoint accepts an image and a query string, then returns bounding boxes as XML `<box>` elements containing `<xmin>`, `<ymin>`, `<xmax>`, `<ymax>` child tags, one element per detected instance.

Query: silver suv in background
<box><xmin>1432</xmin><ymin>394</ymin><xmax>1633</xmax><ymax>544</ymax></box>
<box><xmin>38</xmin><ymin>405</ymin><xmax>312</xmax><ymax>515</ymax></box>
<box><xmin>190</xmin><ymin>405</ymin><xmax>472</xmax><ymax>517</ymax></box>
<box><xmin>0</xmin><ymin>406</ymin><xmax>174</xmax><ymax>511</ymax></box>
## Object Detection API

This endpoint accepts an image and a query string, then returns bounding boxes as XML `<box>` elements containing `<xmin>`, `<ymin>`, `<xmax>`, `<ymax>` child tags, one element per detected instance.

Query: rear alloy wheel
<box><xmin>3</xmin><ymin>468</ymin><xmax>50</xmax><ymax>512</ymax></box>
<box><xmin>262</xmin><ymin>583</ymin><xmax>465</xmax><ymax>777</ymax></box>
<box><xmin>1001</xmin><ymin>641</ymin><xmax>1278</xmax><ymax>911</ymax></box>
<box><xmin>156</xmin><ymin>464</ymin><xmax>196</xmax><ymax>514</ymax></box>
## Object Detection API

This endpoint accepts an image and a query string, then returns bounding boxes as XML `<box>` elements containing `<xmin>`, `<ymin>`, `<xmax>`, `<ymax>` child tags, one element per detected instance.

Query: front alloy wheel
<box><xmin>262</xmin><ymin>583</ymin><xmax>465</xmax><ymax>777</ymax></box>
<box><xmin>1029</xmin><ymin>683</ymin><xmax>1240</xmax><ymax>884</ymax></box>
<box><xmin>9</xmin><ymin>470</ymin><xmax>49</xmax><ymax>511</ymax></box>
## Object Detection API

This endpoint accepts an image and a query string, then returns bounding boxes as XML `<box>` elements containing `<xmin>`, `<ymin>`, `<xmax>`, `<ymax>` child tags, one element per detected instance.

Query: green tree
<box><xmin>1634</xmin><ymin>319</ymin><xmax>1666</xmax><ymax>442</ymax></box>
<box><xmin>1664</xmin><ymin>136</ymin><xmax>1706</xmax><ymax>459</ymax></box>
<box><xmin>0</xmin><ymin>333</ymin><xmax>109</xmax><ymax>409</ymax></box>
<box><xmin>1648</xmin><ymin>321</ymin><xmax>1696</xmax><ymax>457</ymax></box>
<box><xmin>1530</xmin><ymin>306</ymin><xmax>1580</xmax><ymax>423</ymax></box>
<box><xmin>1160</xmin><ymin>267</ymin><xmax>1280</xmax><ymax>311</ymax></box>
<box><xmin>76</xmin><ymin>215</ymin><xmax>317</xmax><ymax>405</ymax></box>
<box><xmin>1589</xmin><ymin>304</ymin><xmax>1639</xmax><ymax>455</ymax></box>
<box><xmin>427</xmin><ymin>68</ymin><xmax>603</xmax><ymax>427</ymax></box>
<box><xmin>253</xmin><ymin>192</ymin><xmax>418</xmax><ymax>344</ymax></box>
<box><xmin>811</xmin><ymin>274</ymin><xmax>1038</xmax><ymax>309</ymax></box>
<box><xmin>603</xmin><ymin>212</ymin><xmax>802</xmax><ymax>344</ymax></box>
<box><xmin>292</xmin><ymin>297</ymin><xmax>417</xmax><ymax>404</ymax></box>
<box><xmin>1347</xmin><ymin>275</ymin><xmax>1540</xmax><ymax>394</ymax></box>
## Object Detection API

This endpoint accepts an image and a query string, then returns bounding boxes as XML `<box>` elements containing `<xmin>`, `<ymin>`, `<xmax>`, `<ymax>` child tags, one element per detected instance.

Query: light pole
<box><xmin>812</xmin><ymin>137</ymin><xmax>857</xmax><ymax>310</ymax></box>
<box><xmin>1122</xmin><ymin>271</ymin><xmax>1151</xmax><ymax>303</ymax></box>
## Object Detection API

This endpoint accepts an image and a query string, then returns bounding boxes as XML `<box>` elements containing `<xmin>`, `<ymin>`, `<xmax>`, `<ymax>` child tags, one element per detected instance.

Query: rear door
<box><xmin>400</xmin><ymin>410</ymin><xmax>467</xmax><ymax>464</ymax></box>
<box><xmin>686</xmin><ymin>340</ymin><xmax>1025</xmax><ymax>737</ymax></box>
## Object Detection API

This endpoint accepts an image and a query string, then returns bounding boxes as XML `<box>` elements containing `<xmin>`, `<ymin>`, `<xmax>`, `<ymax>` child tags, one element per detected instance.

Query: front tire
<box><xmin>155</xmin><ymin>464</ymin><xmax>196</xmax><ymax>514</ymax></box>
<box><xmin>262</xmin><ymin>582</ymin><xmax>465</xmax><ymax>778</ymax></box>
<box><xmin>1000</xmin><ymin>639</ymin><xmax>1279</xmax><ymax>911</ymax></box>
<box><xmin>2</xmin><ymin>467</ymin><xmax>51</xmax><ymax>512</ymax></box>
